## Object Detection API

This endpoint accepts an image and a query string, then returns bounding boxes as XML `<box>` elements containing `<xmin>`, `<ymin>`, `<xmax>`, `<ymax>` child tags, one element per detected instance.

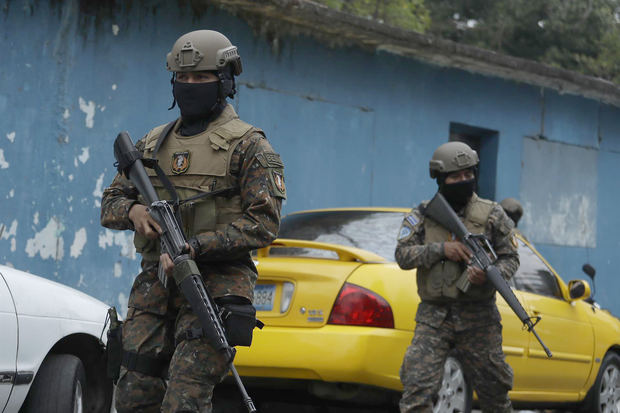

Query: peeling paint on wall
<box><xmin>1</xmin><ymin>0</ymin><xmax>619</xmax><ymax>317</ymax></box>
<box><xmin>25</xmin><ymin>217</ymin><xmax>65</xmax><ymax>261</ymax></box>
<box><xmin>1</xmin><ymin>220</ymin><xmax>18</xmax><ymax>253</ymax></box>
<box><xmin>0</xmin><ymin>149</ymin><xmax>9</xmax><ymax>169</ymax></box>
<box><xmin>521</xmin><ymin>138</ymin><xmax>597</xmax><ymax>247</ymax></box>
<box><xmin>114</xmin><ymin>261</ymin><xmax>122</xmax><ymax>278</ymax></box>
<box><xmin>78</xmin><ymin>97</ymin><xmax>96</xmax><ymax>128</ymax></box>
<box><xmin>118</xmin><ymin>292</ymin><xmax>128</xmax><ymax>318</ymax></box>
<box><xmin>98</xmin><ymin>229</ymin><xmax>136</xmax><ymax>260</ymax></box>
<box><xmin>78</xmin><ymin>147</ymin><xmax>90</xmax><ymax>164</ymax></box>
<box><xmin>70</xmin><ymin>227</ymin><xmax>87</xmax><ymax>258</ymax></box>
<box><xmin>93</xmin><ymin>173</ymin><xmax>104</xmax><ymax>207</ymax></box>
<box><xmin>523</xmin><ymin>195</ymin><xmax>596</xmax><ymax>247</ymax></box>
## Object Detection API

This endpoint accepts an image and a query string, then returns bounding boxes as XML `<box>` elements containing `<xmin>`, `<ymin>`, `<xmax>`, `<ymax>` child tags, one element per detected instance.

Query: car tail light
<box><xmin>327</xmin><ymin>283</ymin><xmax>394</xmax><ymax>328</ymax></box>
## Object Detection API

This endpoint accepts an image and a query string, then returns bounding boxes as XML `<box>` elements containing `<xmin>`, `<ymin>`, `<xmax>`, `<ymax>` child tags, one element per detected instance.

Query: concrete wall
<box><xmin>1</xmin><ymin>0</ymin><xmax>619</xmax><ymax>315</ymax></box>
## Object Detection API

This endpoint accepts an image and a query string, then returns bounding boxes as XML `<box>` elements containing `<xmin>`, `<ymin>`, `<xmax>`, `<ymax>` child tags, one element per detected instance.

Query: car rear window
<box><xmin>275</xmin><ymin>210</ymin><xmax>406</xmax><ymax>261</ymax></box>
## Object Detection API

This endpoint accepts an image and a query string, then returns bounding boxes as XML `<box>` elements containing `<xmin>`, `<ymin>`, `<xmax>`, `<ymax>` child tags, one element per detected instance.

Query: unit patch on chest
<box><xmin>171</xmin><ymin>151</ymin><xmax>190</xmax><ymax>174</ymax></box>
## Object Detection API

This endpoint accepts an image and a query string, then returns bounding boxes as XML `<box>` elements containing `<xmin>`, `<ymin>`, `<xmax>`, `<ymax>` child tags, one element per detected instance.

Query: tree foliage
<box><xmin>426</xmin><ymin>0</ymin><xmax>620</xmax><ymax>83</ymax></box>
<box><xmin>313</xmin><ymin>0</ymin><xmax>620</xmax><ymax>83</ymax></box>
<box><xmin>314</xmin><ymin>0</ymin><xmax>431</xmax><ymax>33</ymax></box>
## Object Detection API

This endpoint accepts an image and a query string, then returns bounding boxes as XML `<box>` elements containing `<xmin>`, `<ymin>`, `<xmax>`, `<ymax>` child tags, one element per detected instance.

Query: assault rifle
<box><xmin>113</xmin><ymin>131</ymin><xmax>257</xmax><ymax>412</ymax></box>
<box><xmin>425</xmin><ymin>192</ymin><xmax>553</xmax><ymax>358</ymax></box>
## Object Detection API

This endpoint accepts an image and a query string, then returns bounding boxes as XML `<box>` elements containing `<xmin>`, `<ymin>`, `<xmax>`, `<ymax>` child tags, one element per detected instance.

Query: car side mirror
<box><xmin>582</xmin><ymin>263</ymin><xmax>596</xmax><ymax>280</ymax></box>
<box><xmin>568</xmin><ymin>279</ymin><xmax>591</xmax><ymax>302</ymax></box>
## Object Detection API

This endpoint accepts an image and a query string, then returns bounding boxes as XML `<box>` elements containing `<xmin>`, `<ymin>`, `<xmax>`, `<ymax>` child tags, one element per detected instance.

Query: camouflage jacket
<box><xmin>395</xmin><ymin>193</ymin><xmax>520</xmax><ymax>326</ymax></box>
<box><xmin>101</xmin><ymin>109</ymin><xmax>284</xmax><ymax>301</ymax></box>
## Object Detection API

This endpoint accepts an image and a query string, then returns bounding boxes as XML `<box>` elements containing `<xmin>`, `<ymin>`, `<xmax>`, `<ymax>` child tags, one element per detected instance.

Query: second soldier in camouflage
<box><xmin>395</xmin><ymin>142</ymin><xmax>519</xmax><ymax>413</ymax></box>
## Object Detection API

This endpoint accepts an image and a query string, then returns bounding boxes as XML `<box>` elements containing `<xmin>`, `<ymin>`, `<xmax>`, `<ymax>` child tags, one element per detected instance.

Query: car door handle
<box><xmin>0</xmin><ymin>372</ymin><xmax>14</xmax><ymax>384</ymax></box>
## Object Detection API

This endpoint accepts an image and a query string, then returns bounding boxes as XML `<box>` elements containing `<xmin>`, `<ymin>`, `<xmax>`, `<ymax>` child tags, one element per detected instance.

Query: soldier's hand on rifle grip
<box><xmin>129</xmin><ymin>204</ymin><xmax>162</xmax><ymax>239</ymax></box>
<box><xmin>160</xmin><ymin>243</ymin><xmax>195</xmax><ymax>276</ymax></box>
<box><xmin>444</xmin><ymin>241</ymin><xmax>473</xmax><ymax>263</ymax></box>
<box><xmin>467</xmin><ymin>265</ymin><xmax>487</xmax><ymax>285</ymax></box>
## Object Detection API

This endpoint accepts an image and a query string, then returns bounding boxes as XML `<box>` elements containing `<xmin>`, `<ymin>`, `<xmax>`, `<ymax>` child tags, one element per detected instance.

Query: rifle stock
<box><xmin>113</xmin><ymin>131</ymin><xmax>258</xmax><ymax>412</ymax></box>
<box><xmin>425</xmin><ymin>192</ymin><xmax>552</xmax><ymax>358</ymax></box>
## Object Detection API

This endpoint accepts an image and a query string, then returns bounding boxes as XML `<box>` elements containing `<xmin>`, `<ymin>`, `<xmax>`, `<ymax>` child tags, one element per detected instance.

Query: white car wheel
<box><xmin>21</xmin><ymin>353</ymin><xmax>86</xmax><ymax>413</ymax></box>
<box><xmin>433</xmin><ymin>356</ymin><xmax>472</xmax><ymax>413</ymax></box>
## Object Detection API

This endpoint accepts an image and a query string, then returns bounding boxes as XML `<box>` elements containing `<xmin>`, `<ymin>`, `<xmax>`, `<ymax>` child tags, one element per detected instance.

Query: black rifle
<box><xmin>425</xmin><ymin>192</ymin><xmax>552</xmax><ymax>358</ymax></box>
<box><xmin>113</xmin><ymin>131</ymin><xmax>257</xmax><ymax>412</ymax></box>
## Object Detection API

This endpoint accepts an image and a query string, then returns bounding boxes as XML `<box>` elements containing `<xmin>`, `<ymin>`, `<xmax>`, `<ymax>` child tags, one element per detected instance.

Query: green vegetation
<box><xmin>314</xmin><ymin>0</ymin><xmax>430</xmax><ymax>33</ymax></box>
<box><xmin>314</xmin><ymin>0</ymin><xmax>620</xmax><ymax>83</ymax></box>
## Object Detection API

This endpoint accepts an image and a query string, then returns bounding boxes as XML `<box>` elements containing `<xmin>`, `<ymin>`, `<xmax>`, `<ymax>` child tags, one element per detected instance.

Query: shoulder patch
<box><xmin>398</xmin><ymin>226</ymin><xmax>412</xmax><ymax>240</ymax></box>
<box><xmin>267</xmin><ymin>168</ymin><xmax>286</xmax><ymax>199</ymax></box>
<box><xmin>264</xmin><ymin>152</ymin><xmax>284</xmax><ymax>168</ymax></box>
<box><xmin>406</xmin><ymin>215</ymin><xmax>419</xmax><ymax>227</ymax></box>
<box><xmin>255</xmin><ymin>152</ymin><xmax>284</xmax><ymax>169</ymax></box>
<box><xmin>255</xmin><ymin>152</ymin><xmax>269</xmax><ymax>168</ymax></box>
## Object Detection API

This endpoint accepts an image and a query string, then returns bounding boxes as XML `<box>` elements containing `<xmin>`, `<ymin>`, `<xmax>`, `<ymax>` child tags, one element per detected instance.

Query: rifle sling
<box><xmin>149</xmin><ymin>120</ymin><xmax>180</xmax><ymax>209</ymax></box>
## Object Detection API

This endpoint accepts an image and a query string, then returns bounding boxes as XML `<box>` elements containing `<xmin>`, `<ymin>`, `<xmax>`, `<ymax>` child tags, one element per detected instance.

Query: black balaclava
<box><xmin>171</xmin><ymin>73</ymin><xmax>227</xmax><ymax>136</ymax></box>
<box><xmin>438</xmin><ymin>169</ymin><xmax>477</xmax><ymax>211</ymax></box>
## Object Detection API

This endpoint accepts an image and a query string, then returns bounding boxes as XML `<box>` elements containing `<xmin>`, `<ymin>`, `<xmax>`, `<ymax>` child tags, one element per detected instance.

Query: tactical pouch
<box><xmin>106</xmin><ymin>307</ymin><xmax>123</xmax><ymax>383</ymax></box>
<box><xmin>455</xmin><ymin>269</ymin><xmax>472</xmax><ymax>293</ymax></box>
<box><xmin>220</xmin><ymin>303</ymin><xmax>260</xmax><ymax>347</ymax></box>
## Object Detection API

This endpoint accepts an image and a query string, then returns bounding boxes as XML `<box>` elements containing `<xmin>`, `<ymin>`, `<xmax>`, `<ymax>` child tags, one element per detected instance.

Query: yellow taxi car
<box><xmin>234</xmin><ymin>208</ymin><xmax>620</xmax><ymax>412</ymax></box>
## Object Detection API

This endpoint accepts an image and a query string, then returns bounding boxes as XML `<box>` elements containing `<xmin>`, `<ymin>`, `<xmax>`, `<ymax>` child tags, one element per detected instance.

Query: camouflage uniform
<box><xmin>101</xmin><ymin>104</ymin><xmax>284</xmax><ymax>412</ymax></box>
<box><xmin>395</xmin><ymin>193</ymin><xmax>519</xmax><ymax>413</ymax></box>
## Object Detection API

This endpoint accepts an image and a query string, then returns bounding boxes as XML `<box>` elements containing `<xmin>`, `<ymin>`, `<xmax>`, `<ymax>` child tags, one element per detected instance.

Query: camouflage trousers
<box><xmin>115</xmin><ymin>265</ymin><xmax>229</xmax><ymax>413</ymax></box>
<box><xmin>399</xmin><ymin>310</ymin><xmax>513</xmax><ymax>413</ymax></box>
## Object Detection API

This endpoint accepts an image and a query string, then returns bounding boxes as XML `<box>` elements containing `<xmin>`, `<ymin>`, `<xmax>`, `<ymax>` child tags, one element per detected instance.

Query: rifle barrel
<box><xmin>529</xmin><ymin>322</ymin><xmax>553</xmax><ymax>357</ymax></box>
<box><xmin>231</xmin><ymin>365</ymin><xmax>257</xmax><ymax>413</ymax></box>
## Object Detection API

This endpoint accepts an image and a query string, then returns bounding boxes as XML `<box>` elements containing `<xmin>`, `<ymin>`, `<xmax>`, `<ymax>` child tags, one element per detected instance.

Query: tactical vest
<box><xmin>417</xmin><ymin>194</ymin><xmax>496</xmax><ymax>302</ymax></box>
<box><xmin>133</xmin><ymin>113</ymin><xmax>261</xmax><ymax>261</ymax></box>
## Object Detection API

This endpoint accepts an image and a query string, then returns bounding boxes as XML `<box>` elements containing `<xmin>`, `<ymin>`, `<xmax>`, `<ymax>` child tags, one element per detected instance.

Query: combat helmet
<box><xmin>166</xmin><ymin>30</ymin><xmax>242</xmax><ymax>98</ymax></box>
<box><xmin>429</xmin><ymin>141</ymin><xmax>479</xmax><ymax>179</ymax></box>
<box><xmin>500</xmin><ymin>198</ymin><xmax>523</xmax><ymax>226</ymax></box>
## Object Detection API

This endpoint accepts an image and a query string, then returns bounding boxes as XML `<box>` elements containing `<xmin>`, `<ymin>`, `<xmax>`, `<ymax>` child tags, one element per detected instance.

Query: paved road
<box><xmin>212</xmin><ymin>384</ymin><xmax>570</xmax><ymax>413</ymax></box>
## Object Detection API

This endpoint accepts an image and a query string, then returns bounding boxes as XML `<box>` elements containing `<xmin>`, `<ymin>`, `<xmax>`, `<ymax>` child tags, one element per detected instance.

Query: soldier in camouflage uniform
<box><xmin>101</xmin><ymin>30</ymin><xmax>285</xmax><ymax>413</ymax></box>
<box><xmin>395</xmin><ymin>142</ymin><xmax>519</xmax><ymax>413</ymax></box>
<box><xmin>500</xmin><ymin>198</ymin><xmax>523</xmax><ymax>228</ymax></box>
<box><xmin>500</xmin><ymin>197</ymin><xmax>527</xmax><ymax>241</ymax></box>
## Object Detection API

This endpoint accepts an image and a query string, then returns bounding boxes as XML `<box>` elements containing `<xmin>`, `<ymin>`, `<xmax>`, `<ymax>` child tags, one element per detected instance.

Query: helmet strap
<box><xmin>168</xmin><ymin>73</ymin><xmax>177</xmax><ymax>110</ymax></box>
<box><xmin>218</xmin><ymin>66</ymin><xmax>236</xmax><ymax>99</ymax></box>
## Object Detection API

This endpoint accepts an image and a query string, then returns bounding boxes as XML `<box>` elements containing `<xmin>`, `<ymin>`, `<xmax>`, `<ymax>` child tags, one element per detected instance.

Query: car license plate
<box><xmin>254</xmin><ymin>284</ymin><xmax>276</xmax><ymax>311</ymax></box>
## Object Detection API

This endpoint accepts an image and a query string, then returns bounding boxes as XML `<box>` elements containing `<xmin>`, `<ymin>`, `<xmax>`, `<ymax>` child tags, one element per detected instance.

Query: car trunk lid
<box><xmin>253</xmin><ymin>239</ymin><xmax>386</xmax><ymax>328</ymax></box>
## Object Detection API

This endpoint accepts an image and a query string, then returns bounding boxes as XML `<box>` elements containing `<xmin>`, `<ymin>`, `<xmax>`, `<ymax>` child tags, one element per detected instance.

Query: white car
<box><xmin>0</xmin><ymin>265</ymin><xmax>113</xmax><ymax>413</ymax></box>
